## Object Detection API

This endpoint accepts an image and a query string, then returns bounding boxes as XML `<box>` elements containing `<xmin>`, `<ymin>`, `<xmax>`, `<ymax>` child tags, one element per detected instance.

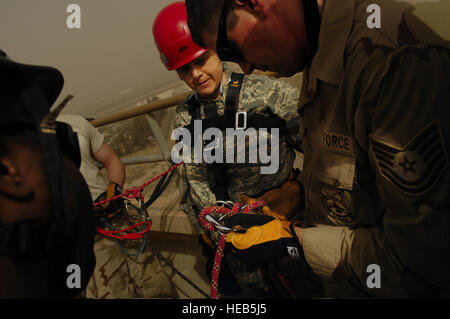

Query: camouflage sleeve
<box><xmin>174</xmin><ymin>98</ymin><xmax>217</xmax><ymax>213</ymax></box>
<box><xmin>303</xmin><ymin>46</ymin><xmax>450</xmax><ymax>296</ymax></box>
<box><xmin>183</xmin><ymin>163</ymin><xmax>216</xmax><ymax>210</ymax></box>
<box><xmin>174</xmin><ymin>99</ymin><xmax>192</xmax><ymax>129</ymax></box>
<box><xmin>241</xmin><ymin>74</ymin><xmax>303</xmax><ymax>152</ymax></box>
<box><xmin>177</xmin><ymin>164</ymin><xmax>204</xmax><ymax>234</ymax></box>
<box><xmin>264</xmin><ymin>78</ymin><xmax>303</xmax><ymax>152</ymax></box>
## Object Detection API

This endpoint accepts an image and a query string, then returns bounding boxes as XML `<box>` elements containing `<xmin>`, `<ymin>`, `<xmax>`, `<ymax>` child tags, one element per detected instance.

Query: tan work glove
<box><xmin>94</xmin><ymin>182</ymin><xmax>124</xmax><ymax>219</ymax></box>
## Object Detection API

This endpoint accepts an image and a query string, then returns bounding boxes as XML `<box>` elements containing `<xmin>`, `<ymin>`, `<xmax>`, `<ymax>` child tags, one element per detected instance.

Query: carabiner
<box><xmin>205</xmin><ymin>215</ymin><xmax>246</xmax><ymax>234</ymax></box>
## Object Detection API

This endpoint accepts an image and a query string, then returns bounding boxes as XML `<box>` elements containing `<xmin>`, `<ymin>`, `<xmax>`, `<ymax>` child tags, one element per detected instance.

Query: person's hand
<box><xmin>222</xmin><ymin>213</ymin><xmax>323</xmax><ymax>298</ymax></box>
<box><xmin>94</xmin><ymin>182</ymin><xmax>124</xmax><ymax>219</ymax></box>
<box><xmin>224</xmin><ymin>213</ymin><xmax>303</xmax><ymax>267</ymax></box>
<box><xmin>239</xmin><ymin>168</ymin><xmax>303</xmax><ymax>221</ymax></box>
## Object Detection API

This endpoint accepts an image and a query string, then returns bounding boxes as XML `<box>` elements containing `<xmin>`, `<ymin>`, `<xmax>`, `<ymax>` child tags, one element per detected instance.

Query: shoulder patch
<box><xmin>370</xmin><ymin>120</ymin><xmax>449</xmax><ymax>196</ymax></box>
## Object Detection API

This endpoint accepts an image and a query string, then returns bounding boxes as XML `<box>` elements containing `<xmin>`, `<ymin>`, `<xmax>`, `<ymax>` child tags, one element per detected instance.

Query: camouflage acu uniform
<box><xmin>86</xmin><ymin>232</ymin><xmax>176</xmax><ymax>299</ymax></box>
<box><xmin>298</xmin><ymin>0</ymin><xmax>450</xmax><ymax>297</ymax></box>
<box><xmin>175</xmin><ymin>66</ymin><xmax>302</xmax><ymax>233</ymax></box>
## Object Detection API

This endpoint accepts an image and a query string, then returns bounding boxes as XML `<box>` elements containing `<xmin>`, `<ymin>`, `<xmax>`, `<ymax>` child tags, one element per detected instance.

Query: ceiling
<box><xmin>2</xmin><ymin>0</ymin><xmax>449</xmax><ymax>120</ymax></box>
<box><xmin>0</xmin><ymin>0</ymin><xmax>190</xmax><ymax>118</ymax></box>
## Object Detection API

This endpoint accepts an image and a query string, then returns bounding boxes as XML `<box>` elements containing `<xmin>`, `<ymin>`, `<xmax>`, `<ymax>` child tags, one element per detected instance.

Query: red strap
<box><xmin>96</xmin><ymin>220</ymin><xmax>152</xmax><ymax>240</ymax></box>
<box><xmin>94</xmin><ymin>162</ymin><xmax>182</xmax><ymax>207</ymax></box>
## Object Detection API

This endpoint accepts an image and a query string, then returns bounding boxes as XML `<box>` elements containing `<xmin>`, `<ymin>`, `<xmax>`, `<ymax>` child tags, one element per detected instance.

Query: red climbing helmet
<box><xmin>153</xmin><ymin>1</ymin><xmax>208</xmax><ymax>70</ymax></box>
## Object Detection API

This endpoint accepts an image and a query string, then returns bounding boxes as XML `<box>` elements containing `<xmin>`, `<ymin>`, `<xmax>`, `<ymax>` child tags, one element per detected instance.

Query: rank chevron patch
<box><xmin>370</xmin><ymin>120</ymin><xmax>449</xmax><ymax>196</ymax></box>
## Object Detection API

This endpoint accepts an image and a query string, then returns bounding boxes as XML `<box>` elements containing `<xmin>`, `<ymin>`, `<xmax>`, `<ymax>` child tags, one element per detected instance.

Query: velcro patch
<box><xmin>321</xmin><ymin>130</ymin><xmax>354</xmax><ymax>155</ymax></box>
<box><xmin>370</xmin><ymin>120</ymin><xmax>449</xmax><ymax>196</ymax></box>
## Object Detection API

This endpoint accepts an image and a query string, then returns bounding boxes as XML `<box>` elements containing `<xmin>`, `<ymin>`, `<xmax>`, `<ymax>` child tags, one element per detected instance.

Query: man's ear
<box><xmin>0</xmin><ymin>158</ymin><xmax>34</xmax><ymax>201</ymax></box>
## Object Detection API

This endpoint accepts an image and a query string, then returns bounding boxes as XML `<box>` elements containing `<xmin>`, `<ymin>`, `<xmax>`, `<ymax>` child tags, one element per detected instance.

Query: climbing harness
<box><xmin>93</xmin><ymin>161</ymin><xmax>214</xmax><ymax>295</ymax></box>
<box><xmin>94</xmin><ymin>162</ymin><xmax>182</xmax><ymax>208</ymax></box>
<box><xmin>198</xmin><ymin>200</ymin><xmax>266</xmax><ymax>299</ymax></box>
<box><xmin>96</xmin><ymin>198</ymin><xmax>151</xmax><ymax>241</ymax></box>
<box><xmin>94</xmin><ymin>162</ymin><xmax>181</xmax><ymax>257</ymax></box>
<box><xmin>182</xmin><ymin>72</ymin><xmax>288</xmax><ymax>202</ymax></box>
<box><xmin>96</xmin><ymin>199</ymin><xmax>151</xmax><ymax>257</ymax></box>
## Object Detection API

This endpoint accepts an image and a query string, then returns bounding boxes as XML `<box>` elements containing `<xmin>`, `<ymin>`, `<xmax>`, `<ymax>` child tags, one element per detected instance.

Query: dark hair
<box><xmin>185</xmin><ymin>0</ymin><xmax>225</xmax><ymax>47</ymax></box>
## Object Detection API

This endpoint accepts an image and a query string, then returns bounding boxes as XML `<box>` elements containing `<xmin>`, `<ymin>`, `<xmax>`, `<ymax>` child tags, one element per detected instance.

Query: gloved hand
<box><xmin>224</xmin><ymin>213</ymin><xmax>303</xmax><ymax>267</ymax></box>
<box><xmin>239</xmin><ymin>168</ymin><xmax>304</xmax><ymax>221</ymax></box>
<box><xmin>94</xmin><ymin>182</ymin><xmax>124</xmax><ymax>219</ymax></box>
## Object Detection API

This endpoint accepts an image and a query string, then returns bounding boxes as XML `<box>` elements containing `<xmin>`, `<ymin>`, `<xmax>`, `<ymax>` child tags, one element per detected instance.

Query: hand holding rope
<box><xmin>198</xmin><ymin>200</ymin><xmax>266</xmax><ymax>299</ymax></box>
<box><xmin>94</xmin><ymin>162</ymin><xmax>182</xmax><ymax>240</ymax></box>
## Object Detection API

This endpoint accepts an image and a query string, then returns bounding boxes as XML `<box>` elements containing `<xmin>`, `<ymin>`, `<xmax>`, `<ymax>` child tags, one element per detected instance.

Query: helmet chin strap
<box><xmin>20</xmin><ymin>85</ymin><xmax>76</xmax><ymax>232</ymax></box>
<box><xmin>21</xmin><ymin>85</ymin><xmax>81</xmax><ymax>297</ymax></box>
<box><xmin>0</xmin><ymin>86</ymin><xmax>76</xmax><ymax>258</ymax></box>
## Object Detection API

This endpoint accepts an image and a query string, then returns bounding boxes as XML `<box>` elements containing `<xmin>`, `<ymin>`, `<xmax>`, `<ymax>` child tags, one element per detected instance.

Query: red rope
<box><xmin>211</xmin><ymin>234</ymin><xmax>226</xmax><ymax>299</ymax></box>
<box><xmin>96</xmin><ymin>220</ymin><xmax>152</xmax><ymax>240</ymax></box>
<box><xmin>95</xmin><ymin>162</ymin><xmax>182</xmax><ymax>240</ymax></box>
<box><xmin>198</xmin><ymin>200</ymin><xmax>266</xmax><ymax>299</ymax></box>
<box><xmin>94</xmin><ymin>161</ymin><xmax>182</xmax><ymax>206</ymax></box>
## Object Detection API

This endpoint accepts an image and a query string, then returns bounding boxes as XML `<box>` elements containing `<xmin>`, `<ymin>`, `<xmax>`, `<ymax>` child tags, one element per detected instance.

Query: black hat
<box><xmin>0</xmin><ymin>49</ymin><xmax>64</xmax><ymax>125</ymax></box>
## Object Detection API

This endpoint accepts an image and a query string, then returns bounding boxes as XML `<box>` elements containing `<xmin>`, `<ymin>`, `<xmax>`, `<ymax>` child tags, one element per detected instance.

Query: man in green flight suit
<box><xmin>185</xmin><ymin>0</ymin><xmax>450</xmax><ymax>297</ymax></box>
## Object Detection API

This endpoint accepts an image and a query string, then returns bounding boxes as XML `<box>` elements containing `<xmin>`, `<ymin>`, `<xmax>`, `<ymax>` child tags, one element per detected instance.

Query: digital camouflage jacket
<box><xmin>174</xmin><ymin>68</ymin><xmax>302</xmax><ymax>233</ymax></box>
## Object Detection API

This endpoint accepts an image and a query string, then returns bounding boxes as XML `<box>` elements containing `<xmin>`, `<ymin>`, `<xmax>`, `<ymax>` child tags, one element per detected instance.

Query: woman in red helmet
<box><xmin>153</xmin><ymin>2</ymin><xmax>309</xmax><ymax>298</ymax></box>
<box><xmin>153</xmin><ymin>2</ymin><xmax>225</xmax><ymax>101</ymax></box>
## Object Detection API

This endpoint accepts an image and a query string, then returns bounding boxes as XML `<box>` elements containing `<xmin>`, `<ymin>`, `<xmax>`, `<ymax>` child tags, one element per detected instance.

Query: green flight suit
<box><xmin>300</xmin><ymin>0</ymin><xmax>450</xmax><ymax>297</ymax></box>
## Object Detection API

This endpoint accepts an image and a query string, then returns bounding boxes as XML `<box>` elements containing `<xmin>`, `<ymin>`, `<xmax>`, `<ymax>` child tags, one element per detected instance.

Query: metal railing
<box><xmin>92</xmin><ymin>91</ymin><xmax>191</xmax><ymax>166</ymax></box>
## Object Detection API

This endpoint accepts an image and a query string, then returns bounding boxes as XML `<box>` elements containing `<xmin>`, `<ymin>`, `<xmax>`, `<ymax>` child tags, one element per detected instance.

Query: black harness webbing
<box><xmin>224</xmin><ymin>73</ymin><xmax>244</xmax><ymax>115</ymax></box>
<box><xmin>203</xmin><ymin>102</ymin><xmax>219</xmax><ymax>118</ymax></box>
<box><xmin>0</xmin><ymin>219</ymin><xmax>51</xmax><ymax>256</ymax></box>
<box><xmin>208</xmin><ymin>73</ymin><xmax>243</xmax><ymax>201</ymax></box>
<box><xmin>198</xmin><ymin>114</ymin><xmax>287</xmax><ymax>133</ymax></box>
<box><xmin>0</xmin><ymin>84</ymin><xmax>75</xmax><ymax>256</ymax></box>
<box><xmin>183</xmin><ymin>72</ymin><xmax>287</xmax><ymax>202</ymax></box>
<box><xmin>185</xmin><ymin>73</ymin><xmax>287</xmax><ymax>133</ymax></box>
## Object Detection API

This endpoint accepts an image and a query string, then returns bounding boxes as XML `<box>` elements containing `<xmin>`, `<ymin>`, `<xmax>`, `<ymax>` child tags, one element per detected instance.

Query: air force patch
<box><xmin>370</xmin><ymin>120</ymin><xmax>449</xmax><ymax>196</ymax></box>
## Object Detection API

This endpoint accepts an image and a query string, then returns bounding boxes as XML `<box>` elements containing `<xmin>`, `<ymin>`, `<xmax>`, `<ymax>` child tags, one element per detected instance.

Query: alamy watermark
<box><xmin>171</xmin><ymin>120</ymin><xmax>280</xmax><ymax>174</ymax></box>
<box><xmin>65</xmin><ymin>3</ymin><xmax>381</xmax><ymax>32</ymax></box>
<box><xmin>66</xmin><ymin>4</ymin><xmax>81</xmax><ymax>29</ymax></box>
<box><xmin>366</xmin><ymin>4</ymin><xmax>381</xmax><ymax>29</ymax></box>
<box><xmin>366</xmin><ymin>264</ymin><xmax>381</xmax><ymax>289</ymax></box>
<box><xmin>66</xmin><ymin>3</ymin><xmax>381</xmax><ymax>30</ymax></box>
<box><xmin>66</xmin><ymin>264</ymin><xmax>81</xmax><ymax>289</ymax></box>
